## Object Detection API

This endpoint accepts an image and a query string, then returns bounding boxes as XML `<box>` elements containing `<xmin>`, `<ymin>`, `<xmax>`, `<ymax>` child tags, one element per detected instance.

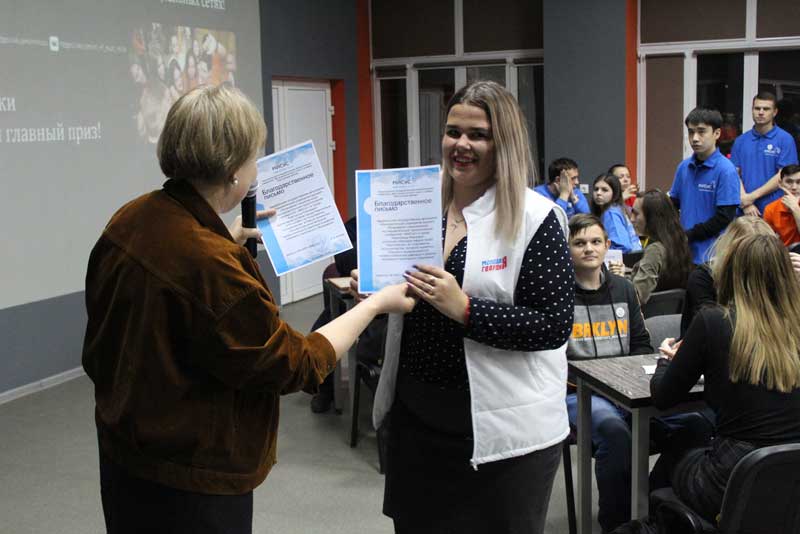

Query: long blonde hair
<box><xmin>715</xmin><ymin>233</ymin><xmax>800</xmax><ymax>392</ymax></box>
<box><xmin>708</xmin><ymin>216</ymin><xmax>773</xmax><ymax>267</ymax></box>
<box><xmin>441</xmin><ymin>81</ymin><xmax>533</xmax><ymax>241</ymax></box>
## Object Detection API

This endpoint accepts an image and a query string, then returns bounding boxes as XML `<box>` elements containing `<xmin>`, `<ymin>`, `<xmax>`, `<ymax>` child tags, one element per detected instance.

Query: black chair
<box><xmin>651</xmin><ymin>442</ymin><xmax>800</xmax><ymax>533</ymax></box>
<box><xmin>562</xmin><ymin>434</ymin><xmax>578</xmax><ymax>534</ymax></box>
<box><xmin>623</xmin><ymin>250</ymin><xmax>644</xmax><ymax>268</ymax></box>
<box><xmin>642</xmin><ymin>289</ymin><xmax>686</xmax><ymax>319</ymax></box>
<box><xmin>645</xmin><ymin>314</ymin><xmax>681</xmax><ymax>348</ymax></box>
<box><xmin>349</xmin><ymin>321</ymin><xmax>388</xmax><ymax>474</ymax></box>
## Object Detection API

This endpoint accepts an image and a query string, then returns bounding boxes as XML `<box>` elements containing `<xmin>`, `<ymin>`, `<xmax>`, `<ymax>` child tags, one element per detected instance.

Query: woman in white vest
<box><xmin>366</xmin><ymin>80</ymin><xmax>574</xmax><ymax>533</ymax></box>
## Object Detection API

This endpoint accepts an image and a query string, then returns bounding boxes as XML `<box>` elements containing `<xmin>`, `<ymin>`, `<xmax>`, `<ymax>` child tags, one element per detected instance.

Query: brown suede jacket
<box><xmin>82</xmin><ymin>178</ymin><xmax>336</xmax><ymax>495</ymax></box>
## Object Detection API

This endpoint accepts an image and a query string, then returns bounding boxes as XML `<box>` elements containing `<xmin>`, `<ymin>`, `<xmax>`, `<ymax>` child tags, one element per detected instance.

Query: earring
<box><xmin>233</xmin><ymin>177</ymin><xmax>239</xmax><ymax>185</ymax></box>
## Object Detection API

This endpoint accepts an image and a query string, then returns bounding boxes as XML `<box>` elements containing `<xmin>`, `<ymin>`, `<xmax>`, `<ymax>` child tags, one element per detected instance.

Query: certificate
<box><xmin>356</xmin><ymin>165</ymin><xmax>442</xmax><ymax>293</ymax></box>
<box><xmin>255</xmin><ymin>140</ymin><xmax>351</xmax><ymax>276</ymax></box>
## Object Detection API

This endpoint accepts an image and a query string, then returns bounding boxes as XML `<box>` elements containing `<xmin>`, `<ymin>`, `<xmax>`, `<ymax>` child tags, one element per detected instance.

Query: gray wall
<box><xmin>258</xmin><ymin>0</ymin><xmax>361</xmax><ymax>297</ymax></box>
<box><xmin>1</xmin><ymin>1</ymin><xmax>363</xmax><ymax>397</ymax></box>
<box><xmin>0</xmin><ymin>293</ymin><xmax>86</xmax><ymax>394</ymax></box>
<box><xmin>543</xmin><ymin>0</ymin><xmax>627</xmax><ymax>183</ymax></box>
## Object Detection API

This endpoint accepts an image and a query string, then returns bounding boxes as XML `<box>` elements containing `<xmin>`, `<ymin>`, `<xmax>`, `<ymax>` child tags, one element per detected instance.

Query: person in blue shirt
<box><xmin>732</xmin><ymin>92</ymin><xmax>799</xmax><ymax>216</ymax></box>
<box><xmin>590</xmin><ymin>173</ymin><xmax>642</xmax><ymax>253</ymax></box>
<box><xmin>534</xmin><ymin>157</ymin><xmax>590</xmax><ymax>218</ymax></box>
<box><xmin>669</xmin><ymin>108</ymin><xmax>740</xmax><ymax>265</ymax></box>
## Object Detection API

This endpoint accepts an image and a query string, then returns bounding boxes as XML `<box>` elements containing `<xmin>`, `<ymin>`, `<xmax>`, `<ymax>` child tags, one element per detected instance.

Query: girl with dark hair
<box><xmin>626</xmin><ymin>190</ymin><xmax>693</xmax><ymax>304</ymax></box>
<box><xmin>591</xmin><ymin>173</ymin><xmax>642</xmax><ymax>253</ymax></box>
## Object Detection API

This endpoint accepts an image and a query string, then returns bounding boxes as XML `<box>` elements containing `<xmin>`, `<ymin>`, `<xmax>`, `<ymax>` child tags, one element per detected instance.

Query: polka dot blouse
<box><xmin>399</xmin><ymin>209</ymin><xmax>575</xmax><ymax>390</ymax></box>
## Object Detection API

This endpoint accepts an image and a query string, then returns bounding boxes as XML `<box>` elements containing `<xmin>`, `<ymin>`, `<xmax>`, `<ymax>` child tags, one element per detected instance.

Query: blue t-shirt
<box><xmin>730</xmin><ymin>125</ymin><xmax>798</xmax><ymax>213</ymax></box>
<box><xmin>533</xmin><ymin>184</ymin><xmax>589</xmax><ymax>218</ymax></box>
<box><xmin>670</xmin><ymin>149</ymin><xmax>740</xmax><ymax>264</ymax></box>
<box><xmin>601</xmin><ymin>205</ymin><xmax>642</xmax><ymax>253</ymax></box>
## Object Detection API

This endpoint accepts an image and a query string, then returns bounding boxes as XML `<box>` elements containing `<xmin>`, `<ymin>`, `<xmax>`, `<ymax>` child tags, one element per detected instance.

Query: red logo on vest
<box><xmin>481</xmin><ymin>256</ymin><xmax>507</xmax><ymax>272</ymax></box>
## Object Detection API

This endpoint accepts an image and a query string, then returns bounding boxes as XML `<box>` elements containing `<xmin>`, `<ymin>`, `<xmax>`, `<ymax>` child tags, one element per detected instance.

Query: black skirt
<box><xmin>383</xmin><ymin>399</ymin><xmax>561</xmax><ymax>534</ymax></box>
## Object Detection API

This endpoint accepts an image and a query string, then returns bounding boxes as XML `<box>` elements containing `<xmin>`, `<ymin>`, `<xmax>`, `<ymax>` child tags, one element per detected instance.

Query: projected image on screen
<box><xmin>129</xmin><ymin>24</ymin><xmax>237</xmax><ymax>143</ymax></box>
<box><xmin>0</xmin><ymin>0</ymin><xmax>261</xmax><ymax>310</ymax></box>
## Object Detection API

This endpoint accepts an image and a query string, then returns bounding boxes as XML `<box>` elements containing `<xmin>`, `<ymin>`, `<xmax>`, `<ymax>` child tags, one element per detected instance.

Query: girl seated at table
<box><xmin>649</xmin><ymin>233</ymin><xmax>800</xmax><ymax>524</ymax></box>
<box><xmin>613</xmin><ymin>190</ymin><xmax>693</xmax><ymax>305</ymax></box>
<box><xmin>591</xmin><ymin>173</ymin><xmax>642</xmax><ymax>254</ymax></box>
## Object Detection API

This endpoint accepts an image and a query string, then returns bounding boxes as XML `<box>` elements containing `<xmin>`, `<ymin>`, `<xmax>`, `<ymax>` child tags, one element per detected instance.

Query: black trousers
<box><xmin>99</xmin><ymin>451</ymin><xmax>253</xmax><ymax>534</ymax></box>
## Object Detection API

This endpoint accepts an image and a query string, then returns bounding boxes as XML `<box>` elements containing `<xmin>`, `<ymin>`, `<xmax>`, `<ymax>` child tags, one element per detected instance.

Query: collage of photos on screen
<box><xmin>129</xmin><ymin>23</ymin><xmax>237</xmax><ymax>143</ymax></box>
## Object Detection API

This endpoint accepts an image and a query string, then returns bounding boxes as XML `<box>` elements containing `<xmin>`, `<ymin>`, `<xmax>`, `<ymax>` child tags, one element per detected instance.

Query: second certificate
<box><xmin>356</xmin><ymin>165</ymin><xmax>443</xmax><ymax>293</ymax></box>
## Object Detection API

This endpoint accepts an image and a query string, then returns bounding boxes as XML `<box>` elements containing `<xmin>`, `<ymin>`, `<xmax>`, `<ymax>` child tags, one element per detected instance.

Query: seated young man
<box><xmin>534</xmin><ymin>157</ymin><xmax>590</xmax><ymax>218</ymax></box>
<box><xmin>565</xmin><ymin>214</ymin><xmax>712</xmax><ymax>534</ymax></box>
<box><xmin>763</xmin><ymin>164</ymin><xmax>800</xmax><ymax>247</ymax></box>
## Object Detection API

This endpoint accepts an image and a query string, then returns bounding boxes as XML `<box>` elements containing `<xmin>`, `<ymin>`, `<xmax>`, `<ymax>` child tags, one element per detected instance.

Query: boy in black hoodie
<box><xmin>565</xmin><ymin>215</ymin><xmax>708</xmax><ymax>533</ymax></box>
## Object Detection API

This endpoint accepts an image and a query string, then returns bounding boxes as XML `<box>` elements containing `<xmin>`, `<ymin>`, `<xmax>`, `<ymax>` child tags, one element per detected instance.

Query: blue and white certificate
<box><xmin>255</xmin><ymin>141</ymin><xmax>351</xmax><ymax>276</ymax></box>
<box><xmin>356</xmin><ymin>165</ymin><xmax>442</xmax><ymax>293</ymax></box>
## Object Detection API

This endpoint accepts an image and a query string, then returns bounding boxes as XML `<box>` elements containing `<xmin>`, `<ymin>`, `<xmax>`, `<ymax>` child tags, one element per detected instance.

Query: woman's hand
<box><xmin>368</xmin><ymin>282</ymin><xmax>417</xmax><ymax>315</ymax></box>
<box><xmin>658</xmin><ymin>337</ymin><xmax>682</xmax><ymax>360</ymax></box>
<box><xmin>404</xmin><ymin>264</ymin><xmax>469</xmax><ymax>324</ymax></box>
<box><xmin>349</xmin><ymin>269</ymin><xmax>367</xmax><ymax>303</ymax></box>
<box><xmin>228</xmin><ymin>209</ymin><xmax>276</xmax><ymax>246</ymax></box>
<box><xmin>622</xmin><ymin>183</ymin><xmax>638</xmax><ymax>202</ymax></box>
<box><xmin>607</xmin><ymin>261</ymin><xmax>625</xmax><ymax>277</ymax></box>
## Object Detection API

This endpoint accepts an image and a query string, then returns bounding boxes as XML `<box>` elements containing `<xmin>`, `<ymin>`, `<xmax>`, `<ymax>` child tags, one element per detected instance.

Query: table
<box><xmin>568</xmin><ymin>355</ymin><xmax>705</xmax><ymax>534</ymax></box>
<box><xmin>323</xmin><ymin>277</ymin><xmax>356</xmax><ymax>415</ymax></box>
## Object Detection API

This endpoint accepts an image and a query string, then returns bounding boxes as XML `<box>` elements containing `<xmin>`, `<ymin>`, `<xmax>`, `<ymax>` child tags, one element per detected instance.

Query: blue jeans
<box><xmin>565</xmin><ymin>394</ymin><xmax>712</xmax><ymax>533</ymax></box>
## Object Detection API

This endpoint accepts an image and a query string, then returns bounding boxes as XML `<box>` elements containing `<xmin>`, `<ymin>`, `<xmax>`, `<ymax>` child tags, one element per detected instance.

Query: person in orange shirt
<box><xmin>763</xmin><ymin>164</ymin><xmax>800</xmax><ymax>247</ymax></box>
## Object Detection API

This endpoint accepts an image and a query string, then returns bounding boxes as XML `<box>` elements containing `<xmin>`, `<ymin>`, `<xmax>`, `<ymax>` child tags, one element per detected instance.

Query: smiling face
<box><xmin>687</xmin><ymin>122</ymin><xmax>720</xmax><ymax>160</ymax></box>
<box><xmin>442</xmin><ymin>103</ymin><xmax>495</xmax><ymax>193</ymax></box>
<box><xmin>569</xmin><ymin>225</ymin><xmax>609</xmax><ymax>273</ymax></box>
<box><xmin>593</xmin><ymin>179</ymin><xmax>614</xmax><ymax>207</ymax></box>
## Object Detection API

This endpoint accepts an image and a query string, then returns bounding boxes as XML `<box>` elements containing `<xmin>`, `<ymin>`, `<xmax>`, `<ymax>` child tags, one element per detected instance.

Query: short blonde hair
<box><xmin>442</xmin><ymin>81</ymin><xmax>534</xmax><ymax>242</ymax></box>
<box><xmin>157</xmin><ymin>85</ymin><xmax>267</xmax><ymax>185</ymax></box>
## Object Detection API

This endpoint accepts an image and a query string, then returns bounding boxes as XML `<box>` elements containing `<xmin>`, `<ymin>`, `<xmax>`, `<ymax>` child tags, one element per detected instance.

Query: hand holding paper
<box><xmin>356</xmin><ymin>165</ymin><xmax>443</xmax><ymax>293</ymax></box>
<box><xmin>255</xmin><ymin>141</ymin><xmax>351</xmax><ymax>276</ymax></box>
<box><xmin>228</xmin><ymin>209</ymin><xmax>276</xmax><ymax>246</ymax></box>
<box><xmin>404</xmin><ymin>264</ymin><xmax>468</xmax><ymax>324</ymax></box>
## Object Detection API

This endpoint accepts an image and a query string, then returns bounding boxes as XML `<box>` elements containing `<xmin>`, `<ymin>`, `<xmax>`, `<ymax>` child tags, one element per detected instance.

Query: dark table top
<box><xmin>569</xmin><ymin>354</ymin><xmax>704</xmax><ymax>409</ymax></box>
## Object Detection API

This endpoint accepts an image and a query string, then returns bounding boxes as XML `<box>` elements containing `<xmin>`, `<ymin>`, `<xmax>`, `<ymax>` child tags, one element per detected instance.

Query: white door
<box><xmin>271</xmin><ymin>80</ymin><xmax>335</xmax><ymax>304</ymax></box>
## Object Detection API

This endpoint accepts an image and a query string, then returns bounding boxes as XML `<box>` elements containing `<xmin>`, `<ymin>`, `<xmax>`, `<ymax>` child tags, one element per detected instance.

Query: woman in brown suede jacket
<box><xmin>82</xmin><ymin>85</ymin><xmax>414</xmax><ymax>534</ymax></box>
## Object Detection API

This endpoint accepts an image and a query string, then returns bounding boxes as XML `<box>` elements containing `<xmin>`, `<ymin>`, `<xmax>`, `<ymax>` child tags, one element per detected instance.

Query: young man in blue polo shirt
<box><xmin>669</xmin><ymin>108</ymin><xmax>740</xmax><ymax>264</ymax></box>
<box><xmin>534</xmin><ymin>157</ymin><xmax>590</xmax><ymax>218</ymax></box>
<box><xmin>732</xmin><ymin>91</ymin><xmax>799</xmax><ymax>216</ymax></box>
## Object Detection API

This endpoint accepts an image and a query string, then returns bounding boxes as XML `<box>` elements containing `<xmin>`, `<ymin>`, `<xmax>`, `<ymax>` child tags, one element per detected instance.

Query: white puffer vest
<box><xmin>373</xmin><ymin>186</ymin><xmax>570</xmax><ymax>467</ymax></box>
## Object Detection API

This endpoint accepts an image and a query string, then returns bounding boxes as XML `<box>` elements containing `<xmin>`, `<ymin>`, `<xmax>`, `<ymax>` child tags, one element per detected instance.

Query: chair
<box><xmin>623</xmin><ymin>250</ymin><xmax>644</xmax><ymax>268</ymax></box>
<box><xmin>651</xmin><ymin>442</ymin><xmax>800</xmax><ymax>533</ymax></box>
<box><xmin>645</xmin><ymin>314</ymin><xmax>681</xmax><ymax>348</ymax></box>
<box><xmin>562</xmin><ymin>434</ymin><xmax>578</xmax><ymax>534</ymax></box>
<box><xmin>642</xmin><ymin>289</ymin><xmax>686</xmax><ymax>319</ymax></box>
<box><xmin>349</xmin><ymin>318</ymin><xmax>389</xmax><ymax>473</ymax></box>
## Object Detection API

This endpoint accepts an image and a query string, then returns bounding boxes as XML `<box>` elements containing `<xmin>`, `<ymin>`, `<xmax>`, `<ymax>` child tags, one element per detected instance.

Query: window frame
<box><xmin>637</xmin><ymin>0</ymin><xmax>800</xmax><ymax>188</ymax></box>
<box><xmin>370</xmin><ymin>0</ymin><xmax>543</xmax><ymax>169</ymax></box>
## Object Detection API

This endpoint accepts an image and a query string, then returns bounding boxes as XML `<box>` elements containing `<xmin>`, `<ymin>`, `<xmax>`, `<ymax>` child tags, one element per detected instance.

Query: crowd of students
<box><xmin>530</xmin><ymin>91</ymin><xmax>800</xmax><ymax>533</ymax></box>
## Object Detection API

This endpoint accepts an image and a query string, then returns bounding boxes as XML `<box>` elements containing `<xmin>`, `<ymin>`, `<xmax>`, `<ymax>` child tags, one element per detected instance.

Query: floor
<box><xmin>0</xmin><ymin>294</ymin><xmax>602</xmax><ymax>534</ymax></box>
